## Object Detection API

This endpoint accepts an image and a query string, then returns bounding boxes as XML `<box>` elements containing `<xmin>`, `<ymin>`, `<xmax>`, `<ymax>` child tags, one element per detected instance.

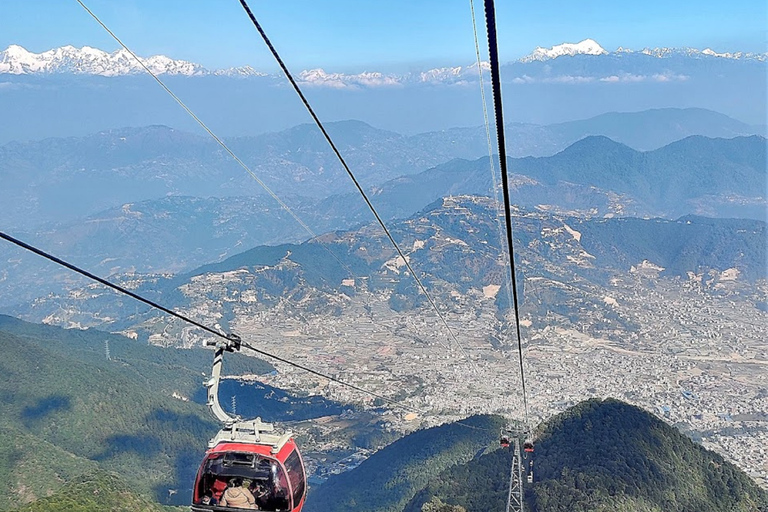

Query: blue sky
<box><xmin>1</xmin><ymin>0</ymin><xmax>766</xmax><ymax>71</ymax></box>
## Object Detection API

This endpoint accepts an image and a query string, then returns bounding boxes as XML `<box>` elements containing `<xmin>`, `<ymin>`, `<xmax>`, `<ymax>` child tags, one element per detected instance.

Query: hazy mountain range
<box><xmin>0</xmin><ymin>111</ymin><xmax>764</xmax><ymax>309</ymax></box>
<box><xmin>1</xmin><ymin>108</ymin><xmax>762</xmax><ymax>229</ymax></box>
<box><xmin>9</xmin><ymin>196</ymin><xmax>764</xmax><ymax>337</ymax></box>
<box><xmin>2</xmin><ymin>40</ymin><xmax>764</xmax><ymax>78</ymax></box>
<box><xmin>1</xmin><ymin>40</ymin><xmax>765</xmax><ymax>141</ymax></box>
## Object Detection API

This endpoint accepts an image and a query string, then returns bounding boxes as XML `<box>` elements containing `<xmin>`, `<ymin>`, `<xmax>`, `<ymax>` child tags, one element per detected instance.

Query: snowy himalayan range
<box><xmin>1</xmin><ymin>39</ymin><xmax>766</xmax><ymax>85</ymax></box>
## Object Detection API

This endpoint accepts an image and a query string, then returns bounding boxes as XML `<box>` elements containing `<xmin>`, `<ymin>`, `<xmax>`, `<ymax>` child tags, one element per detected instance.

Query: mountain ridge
<box><xmin>403</xmin><ymin>399</ymin><xmax>768</xmax><ymax>512</ymax></box>
<box><xmin>1</xmin><ymin>113</ymin><xmax>761</xmax><ymax>229</ymax></box>
<box><xmin>2</xmin><ymin>40</ymin><xmax>765</xmax><ymax>80</ymax></box>
<box><xmin>0</xmin><ymin>131</ymin><xmax>763</xmax><ymax>308</ymax></box>
<box><xmin>10</xmin><ymin>196</ymin><xmax>764</xmax><ymax>336</ymax></box>
<box><xmin>520</xmin><ymin>38</ymin><xmax>767</xmax><ymax>63</ymax></box>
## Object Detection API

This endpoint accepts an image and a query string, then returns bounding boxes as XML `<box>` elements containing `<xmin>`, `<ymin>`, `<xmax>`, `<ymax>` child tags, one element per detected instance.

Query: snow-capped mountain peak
<box><xmin>0</xmin><ymin>44</ymin><xmax>207</xmax><ymax>76</ymax></box>
<box><xmin>520</xmin><ymin>39</ymin><xmax>608</xmax><ymax>62</ymax></box>
<box><xmin>632</xmin><ymin>46</ymin><xmax>767</xmax><ymax>61</ymax></box>
<box><xmin>1</xmin><ymin>42</ymin><xmax>765</xmax><ymax>85</ymax></box>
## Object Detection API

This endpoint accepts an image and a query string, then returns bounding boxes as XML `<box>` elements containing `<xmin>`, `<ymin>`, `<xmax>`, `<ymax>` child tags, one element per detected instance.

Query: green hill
<box><xmin>304</xmin><ymin>414</ymin><xmax>507</xmax><ymax>512</ymax></box>
<box><xmin>575</xmin><ymin>215</ymin><xmax>767</xmax><ymax>281</ymax></box>
<box><xmin>0</xmin><ymin>315</ymin><xmax>272</xmax><ymax>507</ymax></box>
<box><xmin>405</xmin><ymin>399</ymin><xmax>768</xmax><ymax>512</ymax></box>
<box><xmin>11</xmin><ymin>472</ymin><xmax>176</xmax><ymax>512</ymax></box>
<box><xmin>0</xmin><ymin>425</ymin><xmax>97</xmax><ymax>508</ymax></box>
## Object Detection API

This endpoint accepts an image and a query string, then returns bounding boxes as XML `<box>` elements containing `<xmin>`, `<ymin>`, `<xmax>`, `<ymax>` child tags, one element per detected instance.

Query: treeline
<box><xmin>528</xmin><ymin>398</ymin><xmax>768</xmax><ymax>512</ymax></box>
<box><xmin>11</xmin><ymin>472</ymin><xmax>178</xmax><ymax>512</ymax></box>
<box><xmin>304</xmin><ymin>414</ymin><xmax>506</xmax><ymax>512</ymax></box>
<box><xmin>404</xmin><ymin>399</ymin><xmax>768</xmax><ymax>512</ymax></box>
<box><xmin>0</xmin><ymin>315</ymin><xmax>273</xmax><ymax>508</ymax></box>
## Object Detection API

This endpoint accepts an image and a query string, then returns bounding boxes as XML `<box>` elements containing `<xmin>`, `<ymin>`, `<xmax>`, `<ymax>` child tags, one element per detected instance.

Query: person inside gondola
<box><xmin>219</xmin><ymin>477</ymin><xmax>258</xmax><ymax>509</ymax></box>
<box><xmin>201</xmin><ymin>490</ymin><xmax>218</xmax><ymax>506</ymax></box>
<box><xmin>250</xmin><ymin>481</ymin><xmax>270</xmax><ymax>508</ymax></box>
<box><xmin>210</xmin><ymin>478</ymin><xmax>228</xmax><ymax>504</ymax></box>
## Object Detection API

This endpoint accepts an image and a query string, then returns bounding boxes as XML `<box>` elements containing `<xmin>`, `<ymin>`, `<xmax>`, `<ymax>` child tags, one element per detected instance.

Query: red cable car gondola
<box><xmin>192</xmin><ymin>334</ymin><xmax>306</xmax><ymax>511</ymax></box>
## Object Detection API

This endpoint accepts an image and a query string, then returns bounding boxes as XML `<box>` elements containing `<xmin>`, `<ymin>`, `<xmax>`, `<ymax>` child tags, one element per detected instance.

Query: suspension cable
<box><xmin>75</xmin><ymin>0</ymin><xmax>381</xmax><ymax>367</ymax></box>
<box><xmin>72</xmin><ymin>0</ymin><xmax>502</xmax><ymax>431</ymax></box>
<box><xmin>74</xmin><ymin>0</ymin><xmax>358</xmax><ymax>281</ymax></box>
<box><xmin>0</xmin><ymin>230</ymin><xmax>505</xmax><ymax>434</ymax></box>
<box><xmin>237</xmin><ymin>0</ymin><xmax>475</xmax><ymax>364</ymax></box>
<box><xmin>0</xmin><ymin>230</ymin><xmax>414</xmax><ymax>413</ymax></box>
<box><xmin>77</xmin><ymin>0</ymin><xmax>467</xmax><ymax>359</ymax></box>
<box><xmin>469</xmin><ymin>0</ymin><xmax>498</xmax><ymax>185</ymax></box>
<box><xmin>482</xmin><ymin>0</ymin><xmax>531</xmax><ymax>433</ymax></box>
<box><xmin>469</xmin><ymin>0</ymin><xmax>517</xmax><ymax>360</ymax></box>
<box><xmin>74</xmin><ymin>0</ymin><xmax>417</xmax><ymax>358</ymax></box>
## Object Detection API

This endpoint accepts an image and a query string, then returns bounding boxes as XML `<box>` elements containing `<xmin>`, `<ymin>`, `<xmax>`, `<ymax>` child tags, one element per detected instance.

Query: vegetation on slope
<box><xmin>0</xmin><ymin>315</ymin><xmax>273</xmax><ymax>507</ymax></box>
<box><xmin>304</xmin><ymin>414</ymin><xmax>506</xmax><ymax>512</ymax></box>
<box><xmin>576</xmin><ymin>215</ymin><xmax>766</xmax><ymax>281</ymax></box>
<box><xmin>528</xmin><ymin>398</ymin><xmax>768</xmax><ymax>511</ymax></box>
<box><xmin>10</xmin><ymin>472</ymin><xmax>177</xmax><ymax>512</ymax></box>
<box><xmin>0</xmin><ymin>425</ymin><xmax>97</xmax><ymax>509</ymax></box>
<box><xmin>405</xmin><ymin>399</ymin><xmax>768</xmax><ymax>512</ymax></box>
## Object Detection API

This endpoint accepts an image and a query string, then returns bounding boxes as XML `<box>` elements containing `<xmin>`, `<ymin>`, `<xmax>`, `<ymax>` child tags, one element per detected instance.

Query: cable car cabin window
<box><xmin>224</xmin><ymin>452</ymin><xmax>258</xmax><ymax>468</ymax></box>
<box><xmin>284</xmin><ymin>450</ymin><xmax>305</xmax><ymax>505</ymax></box>
<box><xmin>193</xmin><ymin>452</ymin><xmax>291</xmax><ymax>511</ymax></box>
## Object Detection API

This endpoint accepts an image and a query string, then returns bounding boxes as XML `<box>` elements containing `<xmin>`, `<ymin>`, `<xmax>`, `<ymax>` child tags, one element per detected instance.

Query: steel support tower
<box><xmin>505</xmin><ymin>437</ymin><xmax>524</xmax><ymax>512</ymax></box>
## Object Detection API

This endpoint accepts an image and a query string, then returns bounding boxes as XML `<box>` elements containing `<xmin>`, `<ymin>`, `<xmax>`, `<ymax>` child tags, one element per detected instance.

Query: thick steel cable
<box><xmin>76</xmin><ymin>0</ymin><xmax>459</xmax><ymax>360</ymax></box>
<box><xmin>469</xmin><ymin>0</ymin><xmax>516</xmax><ymax>357</ymax></box>
<box><xmin>483</xmin><ymin>0</ymin><xmax>531</xmax><ymax>432</ymax></box>
<box><xmin>469</xmin><ymin>0</ymin><xmax>499</xmax><ymax>186</ymax></box>
<box><xmin>0</xmin><ymin>230</ymin><xmax>415</xmax><ymax>413</ymax></box>
<box><xmin>2</xmin><ymin>230</ymin><xmax>505</xmax><ymax>432</ymax></box>
<box><xmin>72</xmin><ymin>0</ymin><xmax>498</xmax><ymax>432</ymax></box>
<box><xmin>237</xmin><ymin>0</ymin><xmax>474</xmax><ymax>363</ymax></box>
<box><xmin>75</xmin><ymin>0</ymin><xmax>401</xmax><ymax>358</ymax></box>
<box><xmin>74</xmin><ymin>0</ymin><xmax>359</xmax><ymax>281</ymax></box>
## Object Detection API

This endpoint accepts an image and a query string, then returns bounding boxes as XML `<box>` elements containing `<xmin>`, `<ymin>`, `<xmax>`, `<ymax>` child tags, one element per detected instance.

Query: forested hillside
<box><xmin>304</xmin><ymin>415</ymin><xmax>506</xmax><ymax>512</ymax></box>
<box><xmin>404</xmin><ymin>399</ymin><xmax>768</xmax><ymax>512</ymax></box>
<box><xmin>0</xmin><ymin>315</ymin><xmax>271</xmax><ymax>507</ymax></box>
<box><xmin>11</xmin><ymin>472</ymin><xmax>178</xmax><ymax>512</ymax></box>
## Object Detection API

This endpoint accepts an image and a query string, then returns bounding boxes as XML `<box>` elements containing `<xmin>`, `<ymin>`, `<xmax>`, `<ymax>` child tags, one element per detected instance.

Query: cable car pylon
<box><xmin>505</xmin><ymin>434</ymin><xmax>524</xmax><ymax>512</ymax></box>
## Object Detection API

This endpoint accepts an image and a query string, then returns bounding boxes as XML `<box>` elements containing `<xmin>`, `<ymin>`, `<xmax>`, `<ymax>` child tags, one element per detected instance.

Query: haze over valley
<box><xmin>1</xmin><ymin>24</ymin><xmax>767</xmax><ymax>511</ymax></box>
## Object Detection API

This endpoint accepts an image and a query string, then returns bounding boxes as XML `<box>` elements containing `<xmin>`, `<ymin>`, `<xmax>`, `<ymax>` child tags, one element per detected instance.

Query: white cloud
<box><xmin>508</xmin><ymin>71</ymin><xmax>691</xmax><ymax>85</ymax></box>
<box><xmin>0</xmin><ymin>81</ymin><xmax>41</xmax><ymax>91</ymax></box>
<box><xmin>599</xmin><ymin>73</ymin><xmax>646</xmax><ymax>83</ymax></box>
<box><xmin>510</xmin><ymin>74</ymin><xmax>595</xmax><ymax>84</ymax></box>
<box><xmin>511</xmin><ymin>74</ymin><xmax>535</xmax><ymax>84</ymax></box>
<box><xmin>547</xmin><ymin>75</ymin><xmax>595</xmax><ymax>84</ymax></box>
<box><xmin>651</xmin><ymin>72</ymin><xmax>689</xmax><ymax>82</ymax></box>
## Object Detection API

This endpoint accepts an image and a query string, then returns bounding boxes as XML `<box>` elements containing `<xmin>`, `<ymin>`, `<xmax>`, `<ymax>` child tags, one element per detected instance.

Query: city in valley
<box><xmin>165</xmin><ymin>251</ymin><xmax>767</xmax><ymax>489</ymax></box>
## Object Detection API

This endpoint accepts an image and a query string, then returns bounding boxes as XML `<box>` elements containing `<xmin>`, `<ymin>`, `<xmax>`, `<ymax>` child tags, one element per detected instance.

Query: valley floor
<box><xmin>172</xmin><ymin>270</ymin><xmax>768</xmax><ymax>489</ymax></box>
